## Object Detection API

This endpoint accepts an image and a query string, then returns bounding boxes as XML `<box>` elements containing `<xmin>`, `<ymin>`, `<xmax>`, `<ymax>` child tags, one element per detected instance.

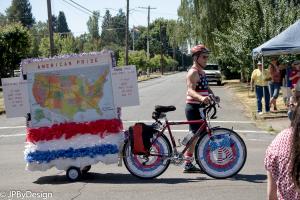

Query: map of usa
<box><xmin>32</xmin><ymin>69</ymin><xmax>108</xmax><ymax>119</ymax></box>
<box><xmin>27</xmin><ymin>65</ymin><xmax>116</xmax><ymax>127</ymax></box>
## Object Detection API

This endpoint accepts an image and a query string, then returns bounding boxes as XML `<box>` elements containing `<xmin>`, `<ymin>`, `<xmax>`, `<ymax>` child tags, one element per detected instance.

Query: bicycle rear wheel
<box><xmin>195</xmin><ymin>128</ymin><xmax>247</xmax><ymax>179</ymax></box>
<box><xmin>123</xmin><ymin>133</ymin><xmax>172</xmax><ymax>179</ymax></box>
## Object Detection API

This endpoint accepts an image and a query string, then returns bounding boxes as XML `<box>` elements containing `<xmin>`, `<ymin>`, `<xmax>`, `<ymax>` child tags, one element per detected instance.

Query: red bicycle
<box><xmin>122</xmin><ymin>95</ymin><xmax>247</xmax><ymax>179</ymax></box>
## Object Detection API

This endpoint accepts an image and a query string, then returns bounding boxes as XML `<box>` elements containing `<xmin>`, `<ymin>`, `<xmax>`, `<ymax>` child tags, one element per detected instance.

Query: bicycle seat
<box><xmin>155</xmin><ymin>105</ymin><xmax>176</xmax><ymax>113</ymax></box>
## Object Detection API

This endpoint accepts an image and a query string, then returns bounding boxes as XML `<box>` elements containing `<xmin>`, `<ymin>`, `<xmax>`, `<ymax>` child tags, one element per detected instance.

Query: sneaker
<box><xmin>183</xmin><ymin>163</ymin><xmax>203</xmax><ymax>173</ymax></box>
<box><xmin>258</xmin><ymin>112</ymin><xmax>264</xmax><ymax>115</ymax></box>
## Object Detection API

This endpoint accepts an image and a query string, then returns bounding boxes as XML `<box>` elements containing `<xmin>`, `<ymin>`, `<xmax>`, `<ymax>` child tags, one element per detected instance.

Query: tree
<box><xmin>100</xmin><ymin>10</ymin><xmax>114</xmax><ymax>47</ymax></box>
<box><xmin>39</xmin><ymin>33</ymin><xmax>65</xmax><ymax>57</ymax></box>
<box><xmin>87</xmin><ymin>11</ymin><xmax>100</xmax><ymax>40</ymax></box>
<box><xmin>214</xmin><ymin>0</ymin><xmax>300</xmax><ymax>81</ymax></box>
<box><xmin>100</xmin><ymin>9</ymin><xmax>126</xmax><ymax>47</ymax></box>
<box><xmin>176</xmin><ymin>0</ymin><xmax>300</xmax><ymax>80</ymax></box>
<box><xmin>57</xmin><ymin>11</ymin><xmax>70</xmax><ymax>35</ymax></box>
<box><xmin>0</xmin><ymin>13</ymin><xmax>8</xmax><ymax>26</ymax></box>
<box><xmin>118</xmin><ymin>50</ymin><xmax>147</xmax><ymax>70</ymax></box>
<box><xmin>30</xmin><ymin>21</ymin><xmax>49</xmax><ymax>57</ymax></box>
<box><xmin>86</xmin><ymin>11</ymin><xmax>101</xmax><ymax>51</ymax></box>
<box><xmin>111</xmin><ymin>9</ymin><xmax>126</xmax><ymax>46</ymax></box>
<box><xmin>177</xmin><ymin>0</ymin><xmax>233</xmax><ymax>52</ymax></box>
<box><xmin>75</xmin><ymin>33</ymin><xmax>89</xmax><ymax>53</ymax></box>
<box><xmin>132</xmin><ymin>25</ymin><xmax>147</xmax><ymax>52</ymax></box>
<box><xmin>6</xmin><ymin>0</ymin><xmax>35</xmax><ymax>28</ymax></box>
<box><xmin>58</xmin><ymin>35</ymin><xmax>78</xmax><ymax>54</ymax></box>
<box><xmin>166</xmin><ymin>20</ymin><xmax>178</xmax><ymax>59</ymax></box>
<box><xmin>147</xmin><ymin>19</ymin><xmax>170</xmax><ymax>57</ymax></box>
<box><xmin>51</xmin><ymin>15</ymin><xmax>58</xmax><ymax>32</ymax></box>
<box><xmin>0</xmin><ymin>23</ymin><xmax>32</xmax><ymax>78</ymax></box>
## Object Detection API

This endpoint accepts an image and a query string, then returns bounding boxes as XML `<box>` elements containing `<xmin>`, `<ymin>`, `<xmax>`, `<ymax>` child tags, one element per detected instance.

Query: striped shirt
<box><xmin>186</xmin><ymin>67</ymin><xmax>209</xmax><ymax>104</ymax></box>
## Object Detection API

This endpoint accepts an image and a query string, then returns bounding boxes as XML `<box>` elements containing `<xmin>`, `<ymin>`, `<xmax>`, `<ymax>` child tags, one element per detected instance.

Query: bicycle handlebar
<box><xmin>152</xmin><ymin>94</ymin><xmax>220</xmax><ymax>122</ymax></box>
<box><xmin>202</xmin><ymin>94</ymin><xmax>220</xmax><ymax>119</ymax></box>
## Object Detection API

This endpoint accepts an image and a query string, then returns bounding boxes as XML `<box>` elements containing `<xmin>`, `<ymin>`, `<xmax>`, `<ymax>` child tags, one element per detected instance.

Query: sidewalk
<box><xmin>225</xmin><ymin>80</ymin><xmax>290</xmax><ymax>133</ymax></box>
<box><xmin>258</xmin><ymin>118</ymin><xmax>291</xmax><ymax>133</ymax></box>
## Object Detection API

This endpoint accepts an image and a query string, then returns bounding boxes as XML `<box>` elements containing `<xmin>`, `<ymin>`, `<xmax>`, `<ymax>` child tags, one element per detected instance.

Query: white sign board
<box><xmin>1</xmin><ymin>77</ymin><xmax>29</xmax><ymax>118</ymax></box>
<box><xmin>111</xmin><ymin>65</ymin><xmax>140</xmax><ymax>107</ymax></box>
<box><xmin>24</xmin><ymin>53</ymin><xmax>117</xmax><ymax>127</ymax></box>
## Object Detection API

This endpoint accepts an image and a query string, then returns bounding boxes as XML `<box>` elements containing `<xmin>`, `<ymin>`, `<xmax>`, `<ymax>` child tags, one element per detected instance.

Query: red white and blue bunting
<box><xmin>24</xmin><ymin>119</ymin><xmax>124</xmax><ymax>171</ymax></box>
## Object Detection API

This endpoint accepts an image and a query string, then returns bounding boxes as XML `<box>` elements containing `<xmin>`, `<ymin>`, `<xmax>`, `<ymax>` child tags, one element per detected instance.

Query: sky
<box><xmin>0</xmin><ymin>0</ymin><xmax>181</xmax><ymax>36</ymax></box>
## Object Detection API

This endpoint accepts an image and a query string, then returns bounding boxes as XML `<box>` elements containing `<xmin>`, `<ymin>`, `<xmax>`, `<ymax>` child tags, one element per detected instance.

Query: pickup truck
<box><xmin>204</xmin><ymin>64</ymin><xmax>222</xmax><ymax>85</ymax></box>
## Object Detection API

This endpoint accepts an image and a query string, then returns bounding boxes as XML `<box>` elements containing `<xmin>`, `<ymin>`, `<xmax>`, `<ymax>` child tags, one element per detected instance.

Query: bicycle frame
<box><xmin>123</xmin><ymin>100</ymin><xmax>247</xmax><ymax>179</ymax></box>
<box><xmin>151</xmin><ymin>117</ymin><xmax>212</xmax><ymax>157</ymax></box>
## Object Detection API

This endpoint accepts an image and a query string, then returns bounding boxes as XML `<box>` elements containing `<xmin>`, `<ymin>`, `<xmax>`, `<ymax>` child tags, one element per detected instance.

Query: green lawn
<box><xmin>0</xmin><ymin>91</ymin><xmax>4</xmax><ymax>112</ymax></box>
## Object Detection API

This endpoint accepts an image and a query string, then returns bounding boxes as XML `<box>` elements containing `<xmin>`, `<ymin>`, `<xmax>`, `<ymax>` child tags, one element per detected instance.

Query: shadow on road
<box><xmin>230</xmin><ymin>174</ymin><xmax>267</xmax><ymax>183</ymax></box>
<box><xmin>34</xmin><ymin>172</ymin><xmax>212</xmax><ymax>185</ymax></box>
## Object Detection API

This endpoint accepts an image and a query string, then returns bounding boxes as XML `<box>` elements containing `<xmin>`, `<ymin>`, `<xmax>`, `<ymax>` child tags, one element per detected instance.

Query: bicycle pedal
<box><xmin>184</xmin><ymin>157</ymin><xmax>194</xmax><ymax>162</ymax></box>
<box><xmin>177</xmin><ymin>139</ymin><xmax>182</xmax><ymax>147</ymax></box>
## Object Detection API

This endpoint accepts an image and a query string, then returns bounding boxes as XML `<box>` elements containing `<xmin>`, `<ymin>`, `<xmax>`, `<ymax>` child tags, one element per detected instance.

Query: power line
<box><xmin>61</xmin><ymin>0</ymin><xmax>92</xmax><ymax>16</ymax></box>
<box><xmin>67</xmin><ymin>0</ymin><xmax>94</xmax><ymax>15</ymax></box>
<box><xmin>104</xmin><ymin>7</ymin><xmax>119</xmax><ymax>12</ymax></box>
<box><xmin>151</xmin><ymin>11</ymin><xmax>178</xmax><ymax>17</ymax></box>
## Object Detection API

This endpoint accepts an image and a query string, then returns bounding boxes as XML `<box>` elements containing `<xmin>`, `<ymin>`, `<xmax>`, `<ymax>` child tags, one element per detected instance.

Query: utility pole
<box><xmin>47</xmin><ymin>0</ymin><xmax>55</xmax><ymax>57</ymax></box>
<box><xmin>139</xmin><ymin>6</ymin><xmax>156</xmax><ymax>60</ymax></box>
<box><xmin>139</xmin><ymin>6</ymin><xmax>156</xmax><ymax>76</ymax></box>
<box><xmin>125</xmin><ymin>0</ymin><xmax>129</xmax><ymax>65</ymax></box>
<box><xmin>160</xmin><ymin>23</ymin><xmax>164</xmax><ymax>75</ymax></box>
<box><xmin>132</xmin><ymin>28</ymin><xmax>135</xmax><ymax>51</ymax></box>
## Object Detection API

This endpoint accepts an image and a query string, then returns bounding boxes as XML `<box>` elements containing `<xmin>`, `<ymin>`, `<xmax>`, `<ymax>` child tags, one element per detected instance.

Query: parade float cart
<box><xmin>1</xmin><ymin>52</ymin><xmax>139</xmax><ymax>181</ymax></box>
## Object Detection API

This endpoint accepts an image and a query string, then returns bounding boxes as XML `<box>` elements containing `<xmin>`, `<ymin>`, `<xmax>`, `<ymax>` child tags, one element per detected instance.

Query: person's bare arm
<box><xmin>267</xmin><ymin>171</ymin><xmax>277</xmax><ymax>200</ymax></box>
<box><xmin>250</xmin><ymin>71</ymin><xmax>255</xmax><ymax>91</ymax></box>
<box><xmin>250</xmin><ymin>79</ymin><xmax>254</xmax><ymax>91</ymax></box>
<box><xmin>186</xmin><ymin>70</ymin><xmax>210</xmax><ymax>104</ymax></box>
<box><xmin>289</xmin><ymin>72</ymin><xmax>300</xmax><ymax>81</ymax></box>
<box><xmin>269</xmin><ymin>65</ymin><xmax>275</xmax><ymax>77</ymax></box>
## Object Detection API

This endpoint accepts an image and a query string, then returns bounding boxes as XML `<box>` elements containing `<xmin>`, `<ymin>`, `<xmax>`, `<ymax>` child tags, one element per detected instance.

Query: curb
<box><xmin>138</xmin><ymin>75</ymin><xmax>161</xmax><ymax>82</ymax></box>
<box><xmin>262</xmin><ymin>115</ymin><xmax>288</xmax><ymax>120</ymax></box>
<box><xmin>226</xmin><ymin>82</ymin><xmax>288</xmax><ymax>120</ymax></box>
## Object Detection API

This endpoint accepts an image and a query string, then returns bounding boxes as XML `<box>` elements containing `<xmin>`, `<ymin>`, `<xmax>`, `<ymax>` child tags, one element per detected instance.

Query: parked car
<box><xmin>204</xmin><ymin>63</ymin><xmax>222</xmax><ymax>85</ymax></box>
<box><xmin>178</xmin><ymin>66</ymin><xmax>186</xmax><ymax>71</ymax></box>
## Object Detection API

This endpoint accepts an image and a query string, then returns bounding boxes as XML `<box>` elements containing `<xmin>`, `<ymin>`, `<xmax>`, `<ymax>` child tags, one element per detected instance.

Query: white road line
<box><xmin>0</xmin><ymin>129</ymin><xmax>270</xmax><ymax>138</ymax></box>
<box><xmin>0</xmin><ymin>130</ymin><xmax>271</xmax><ymax>139</ymax></box>
<box><xmin>0</xmin><ymin>133</ymin><xmax>26</xmax><ymax>137</ymax></box>
<box><xmin>122</xmin><ymin>120</ymin><xmax>253</xmax><ymax>124</ymax></box>
<box><xmin>169</xmin><ymin>129</ymin><xmax>270</xmax><ymax>134</ymax></box>
<box><xmin>247</xmin><ymin>138</ymin><xmax>271</xmax><ymax>141</ymax></box>
<box><xmin>0</xmin><ymin>120</ymin><xmax>252</xmax><ymax>130</ymax></box>
<box><xmin>0</xmin><ymin>126</ymin><xmax>26</xmax><ymax>130</ymax></box>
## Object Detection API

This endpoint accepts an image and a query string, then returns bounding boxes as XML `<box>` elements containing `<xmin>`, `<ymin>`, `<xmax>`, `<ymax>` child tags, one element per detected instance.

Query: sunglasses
<box><xmin>200</xmin><ymin>55</ymin><xmax>209</xmax><ymax>59</ymax></box>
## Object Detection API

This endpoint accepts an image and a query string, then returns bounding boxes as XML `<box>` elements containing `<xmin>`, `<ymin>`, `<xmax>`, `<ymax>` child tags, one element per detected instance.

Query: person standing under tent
<box><xmin>282</xmin><ymin>62</ymin><xmax>293</xmax><ymax>106</ymax></box>
<box><xmin>268</xmin><ymin>57</ymin><xmax>282</xmax><ymax>111</ymax></box>
<box><xmin>289</xmin><ymin>60</ymin><xmax>300</xmax><ymax>89</ymax></box>
<box><xmin>251</xmin><ymin>61</ymin><xmax>271</xmax><ymax>115</ymax></box>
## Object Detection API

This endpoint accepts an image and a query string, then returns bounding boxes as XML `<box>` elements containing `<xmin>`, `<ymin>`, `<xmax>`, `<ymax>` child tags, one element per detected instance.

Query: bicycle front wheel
<box><xmin>123</xmin><ymin>133</ymin><xmax>172</xmax><ymax>179</ymax></box>
<box><xmin>195</xmin><ymin>128</ymin><xmax>247</xmax><ymax>179</ymax></box>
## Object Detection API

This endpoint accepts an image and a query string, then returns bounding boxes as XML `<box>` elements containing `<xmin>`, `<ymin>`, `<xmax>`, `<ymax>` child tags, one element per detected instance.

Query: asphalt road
<box><xmin>0</xmin><ymin>72</ymin><xmax>275</xmax><ymax>200</ymax></box>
